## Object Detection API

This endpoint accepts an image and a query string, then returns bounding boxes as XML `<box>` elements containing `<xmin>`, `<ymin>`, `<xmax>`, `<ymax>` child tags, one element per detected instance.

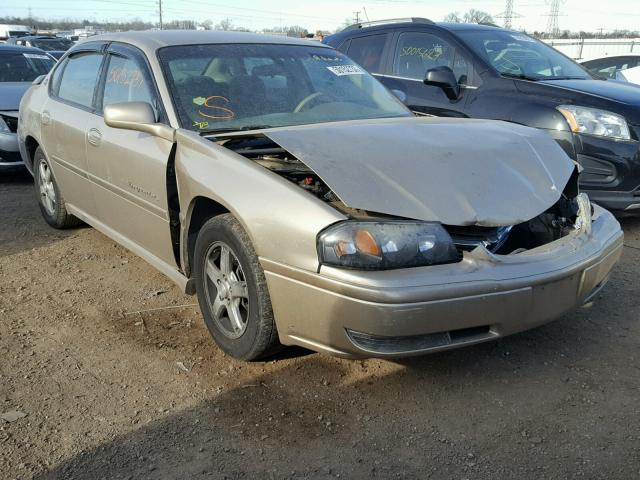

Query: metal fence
<box><xmin>543</xmin><ymin>38</ymin><xmax>640</xmax><ymax>60</ymax></box>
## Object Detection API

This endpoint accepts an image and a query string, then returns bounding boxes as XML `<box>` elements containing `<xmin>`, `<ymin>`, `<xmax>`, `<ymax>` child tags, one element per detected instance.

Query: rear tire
<box><xmin>34</xmin><ymin>147</ymin><xmax>81</xmax><ymax>229</ymax></box>
<box><xmin>193</xmin><ymin>214</ymin><xmax>281</xmax><ymax>361</ymax></box>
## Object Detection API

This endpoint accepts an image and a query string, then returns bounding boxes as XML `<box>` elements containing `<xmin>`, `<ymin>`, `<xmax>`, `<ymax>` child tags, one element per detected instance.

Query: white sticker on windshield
<box><xmin>510</xmin><ymin>34</ymin><xmax>536</xmax><ymax>43</ymax></box>
<box><xmin>327</xmin><ymin>64</ymin><xmax>365</xmax><ymax>76</ymax></box>
<box><xmin>23</xmin><ymin>53</ymin><xmax>50</xmax><ymax>60</ymax></box>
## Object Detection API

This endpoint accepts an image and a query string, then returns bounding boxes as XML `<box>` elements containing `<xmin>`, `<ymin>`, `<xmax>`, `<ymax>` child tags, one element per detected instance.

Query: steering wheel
<box><xmin>294</xmin><ymin>92</ymin><xmax>328</xmax><ymax>112</ymax></box>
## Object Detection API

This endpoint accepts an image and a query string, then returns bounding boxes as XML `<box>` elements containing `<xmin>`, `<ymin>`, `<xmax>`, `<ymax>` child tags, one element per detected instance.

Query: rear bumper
<box><xmin>262</xmin><ymin>205</ymin><xmax>623</xmax><ymax>358</ymax></box>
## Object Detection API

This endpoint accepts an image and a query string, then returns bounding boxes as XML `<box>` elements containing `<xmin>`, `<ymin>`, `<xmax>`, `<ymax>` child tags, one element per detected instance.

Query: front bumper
<box><xmin>262</xmin><ymin>205</ymin><xmax>623</xmax><ymax>359</ymax></box>
<box><xmin>572</xmin><ymin>132</ymin><xmax>640</xmax><ymax>211</ymax></box>
<box><xmin>0</xmin><ymin>131</ymin><xmax>22</xmax><ymax>167</ymax></box>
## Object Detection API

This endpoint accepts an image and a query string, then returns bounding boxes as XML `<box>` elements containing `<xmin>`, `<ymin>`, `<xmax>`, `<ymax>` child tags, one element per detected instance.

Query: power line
<box><xmin>495</xmin><ymin>0</ymin><xmax>521</xmax><ymax>29</ymax></box>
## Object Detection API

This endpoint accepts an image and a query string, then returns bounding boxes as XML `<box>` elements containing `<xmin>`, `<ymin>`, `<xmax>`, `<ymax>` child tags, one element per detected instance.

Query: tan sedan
<box><xmin>18</xmin><ymin>31</ymin><xmax>623</xmax><ymax>360</ymax></box>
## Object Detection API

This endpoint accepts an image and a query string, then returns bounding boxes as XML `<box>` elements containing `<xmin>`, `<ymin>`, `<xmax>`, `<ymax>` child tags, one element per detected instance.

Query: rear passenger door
<box><xmin>377</xmin><ymin>30</ymin><xmax>474</xmax><ymax>117</ymax></box>
<box><xmin>44</xmin><ymin>44</ymin><xmax>106</xmax><ymax>217</ymax></box>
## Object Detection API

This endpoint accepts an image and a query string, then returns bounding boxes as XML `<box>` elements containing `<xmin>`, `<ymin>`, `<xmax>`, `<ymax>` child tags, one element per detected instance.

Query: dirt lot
<box><xmin>1</xmin><ymin>168</ymin><xmax>639</xmax><ymax>480</ymax></box>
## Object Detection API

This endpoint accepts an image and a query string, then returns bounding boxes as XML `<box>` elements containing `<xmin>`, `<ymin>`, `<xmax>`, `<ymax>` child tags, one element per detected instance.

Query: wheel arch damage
<box><xmin>173</xmin><ymin>129</ymin><xmax>345</xmax><ymax>282</ymax></box>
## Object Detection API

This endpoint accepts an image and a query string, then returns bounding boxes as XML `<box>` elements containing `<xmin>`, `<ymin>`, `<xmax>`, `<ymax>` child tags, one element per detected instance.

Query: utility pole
<box><xmin>546</xmin><ymin>0</ymin><xmax>561</xmax><ymax>37</ymax></box>
<box><xmin>495</xmin><ymin>0</ymin><xmax>520</xmax><ymax>29</ymax></box>
<box><xmin>158</xmin><ymin>0</ymin><xmax>163</xmax><ymax>30</ymax></box>
<box><xmin>353</xmin><ymin>11</ymin><xmax>360</xmax><ymax>25</ymax></box>
<box><xmin>503</xmin><ymin>0</ymin><xmax>514</xmax><ymax>28</ymax></box>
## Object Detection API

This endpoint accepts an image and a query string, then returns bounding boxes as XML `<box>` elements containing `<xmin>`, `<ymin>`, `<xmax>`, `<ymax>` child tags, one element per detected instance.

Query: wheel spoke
<box><xmin>39</xmin><ymin>162</ymin><xmax>47</xmax><ymax>183</ymax></box>
<box><xmin>220</xmin><ymin>245</ymin><xmax>231</xmax><ymax>276</ymax></box>
<box><xmin>227</xmin><ymin>301</ymin><xmax>245</xmax><ymax>333</ymax></box>
<box><xmin>206</xmin><ymin>257</ymin><xmax>223</xmax><ymax>284</ymax></box>
<box><xmin>211</xmin><ymin>296</ymin><xmax>226</xmax><ymax>319</ymax></box>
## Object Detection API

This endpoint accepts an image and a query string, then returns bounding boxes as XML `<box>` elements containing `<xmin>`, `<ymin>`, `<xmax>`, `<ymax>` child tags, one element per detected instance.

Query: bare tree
<box><xmin>443</xmin><ymin>9</ymin><xmax>494</xmax><ymax>24</ymax></box>
<box><xmin>463</xmin><ymin>9</ymin><xmax>494</xmax><ymax>24</ymax></box>
<box><xmin>443</xmin><ymin>12</ymin><xmax>462</xmax><ymax>23</ymax></box>
<box><xmin>215</xmin><ymin>18</ymin><xmax>233</xmax><ymax>31</ymax></box>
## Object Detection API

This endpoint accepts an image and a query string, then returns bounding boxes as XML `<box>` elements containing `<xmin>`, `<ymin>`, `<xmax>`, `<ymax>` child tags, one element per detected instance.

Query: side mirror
<box><xmin>424</xmin><ymin>66</ymin><xmax>460</xmax><ymax>100</ymax></box>
<box><xmin>104</xmin><ymin>101</ymin><xmax>175</xmax><ymax>142</ymax></box>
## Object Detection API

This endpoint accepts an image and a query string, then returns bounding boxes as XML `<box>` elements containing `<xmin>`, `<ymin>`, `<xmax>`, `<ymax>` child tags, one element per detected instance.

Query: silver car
<box><xmin>1</xmin><ymin>45</ymin><xmax>55</xmax><ymax>168</ymax></box>
<box><xmin>18</xmin><ymin>31</ymin><xmax>623</xmax><ymax>360</ymax></box>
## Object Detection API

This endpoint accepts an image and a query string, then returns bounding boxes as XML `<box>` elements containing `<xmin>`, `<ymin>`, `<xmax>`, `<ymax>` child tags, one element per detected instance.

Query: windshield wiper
<box><xmin>199</xmin><ymin>124</ymin><xmax>274</xmax><ymax>135</ymax></box>
<box><xmin>501</xmin><ymin>72</ymin><xmax>541</xmax><ymax>81</ymax></box>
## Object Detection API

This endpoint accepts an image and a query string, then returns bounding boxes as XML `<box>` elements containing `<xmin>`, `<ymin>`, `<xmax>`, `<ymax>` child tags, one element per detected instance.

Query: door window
<box><xmin>102</xmin><ymin>54</ymin><xmax>155</xmax><ymax>108</ymax></box>
<box><xmin>393</xmin><ymin>32</ymin><xmax>469</xmax><ymax>83</ymax></box>
<box><xmin>57</xmin><ymin>52</ymin><xmax>103</xmax><ymax>109</ymax></box>
<box><xmin>346</xmin><ymin>34</ymin><xmax>388</xmax><ymax>73</ymax></box>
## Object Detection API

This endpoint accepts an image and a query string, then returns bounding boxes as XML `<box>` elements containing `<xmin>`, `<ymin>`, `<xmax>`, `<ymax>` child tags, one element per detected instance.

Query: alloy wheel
<box><xmin>38</xmin><ymin>160</ymin><xmax>57</xmax><ymax>216</ymax></box>
<box><xmin>203</xmin><ymin>241</ymin><xmax>250</xmax><ymax>339</ymax></box>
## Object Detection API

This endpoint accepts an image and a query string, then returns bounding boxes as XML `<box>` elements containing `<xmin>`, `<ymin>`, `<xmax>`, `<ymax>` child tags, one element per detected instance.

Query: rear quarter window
<box><xmin>346</xmin><ymin>34</ymin><xmax>388</xmax><ymax>73</ymax></box>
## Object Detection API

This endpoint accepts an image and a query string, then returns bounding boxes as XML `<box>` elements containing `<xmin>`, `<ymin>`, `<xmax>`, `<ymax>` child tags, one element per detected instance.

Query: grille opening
<box><xmin>346</xmin><ymin>325</ymin><xmax>493</xmax><ymax>354</ymax></box>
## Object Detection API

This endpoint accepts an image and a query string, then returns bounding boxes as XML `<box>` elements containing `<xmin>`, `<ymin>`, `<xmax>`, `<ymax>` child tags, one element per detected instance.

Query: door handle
<box><xmin>87</xmin><ymin>128</ymin><xmax>102</xmax><ymax>146</ymax></box>
<box><xmin>41</xmin><ymin>110</ymin><xmax>51</xmax><ymax>126</ymax></box>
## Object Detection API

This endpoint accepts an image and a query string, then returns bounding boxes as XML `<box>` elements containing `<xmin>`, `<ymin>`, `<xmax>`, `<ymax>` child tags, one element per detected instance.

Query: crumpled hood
<box><xmin>265</xmin><ymin>117</ymin><xmax>575</xmax><ymax>227</ymax></box>
<box><xmin>0</xmin><ymin>82</ymin><xmax>31</xmax><ymax>111</ymax></box>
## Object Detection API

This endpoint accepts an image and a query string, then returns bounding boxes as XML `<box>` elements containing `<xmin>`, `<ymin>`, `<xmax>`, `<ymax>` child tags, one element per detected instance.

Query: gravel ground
<box><xmin>1</xmin><ymin>168</ymin><xmax>639</xmax><ymax>480</ymax></box>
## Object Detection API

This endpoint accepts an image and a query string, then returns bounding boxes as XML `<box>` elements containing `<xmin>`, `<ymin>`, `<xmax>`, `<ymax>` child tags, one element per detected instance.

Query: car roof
<box><xmin>581</xmin><ymin>53</ymin><xmax>640</xmax><ymax>63</ymax></box>
<box><xmin>84</xmin><ymin>30</ymin><xmax>329</xmax><ymax>53</ymax></box>
<box><xmin>18</xmin><ymin>35</ymin><xmax>61</xmax><ymax>40</ymax></box>
<box><xmin>326</xmin><ymin>20</ymin><xmax>513</xmax><ymax>43</ymax></box>
<box><xmin>0</xmin><ymin>44</ymin><xmax>51</xmax><ymax>55</ymax></box>
<box><xmin>435</xmin><ymin>22</ymin><xmax>507</xmax><ymax>31</ymax></box>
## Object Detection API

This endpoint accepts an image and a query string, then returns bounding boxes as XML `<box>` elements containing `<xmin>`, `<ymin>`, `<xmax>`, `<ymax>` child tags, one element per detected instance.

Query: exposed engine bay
<box><xmin>216</xmin><ymin>134</ymin><xmax>583</xmax><ymax>256</ymax></box>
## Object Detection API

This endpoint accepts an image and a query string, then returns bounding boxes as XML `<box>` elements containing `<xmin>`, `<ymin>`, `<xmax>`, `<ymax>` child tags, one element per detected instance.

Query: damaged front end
<box><xmin>212</xmin><ymin>120</ymin><xmax>590</xmax><ymax>267</ymax></box>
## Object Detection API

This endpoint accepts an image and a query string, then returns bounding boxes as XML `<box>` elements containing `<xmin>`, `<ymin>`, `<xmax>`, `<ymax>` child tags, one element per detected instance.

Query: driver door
<box><xmin>378</xmin><ymin>30</ymin><xmax>473</xmax><ymax>117</ymax></box>
<box><xmin>84</xmin><ymin>43</ymin><xmax>177</xmax><ymax>267</ymax></box>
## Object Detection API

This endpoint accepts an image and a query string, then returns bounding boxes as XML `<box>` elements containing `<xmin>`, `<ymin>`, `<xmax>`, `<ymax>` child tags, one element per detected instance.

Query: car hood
<box><xmin>265</xmin><ymin>117</ymin><xmax>574</xmax><ymax>227</ymax></box>
<box><xmin>533</xmin><ymin>78</ymin><xmax>640</xmax><ymax>106</ymax></box>
<box><xmin>0</xmin><ymin>82</ymin><xmax>31</xmax><ymax>111</ymax></box>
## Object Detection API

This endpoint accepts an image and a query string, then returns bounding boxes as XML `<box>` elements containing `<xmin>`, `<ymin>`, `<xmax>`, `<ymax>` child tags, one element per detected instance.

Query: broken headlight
<box><xmin>317</xmin><ymin>221</ymin><xmax>459</xmax><ymax>270</ymax></box>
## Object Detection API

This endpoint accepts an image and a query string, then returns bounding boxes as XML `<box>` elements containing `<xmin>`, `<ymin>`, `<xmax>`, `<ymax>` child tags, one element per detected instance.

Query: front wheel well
<box><xmin>185</xmin><ymin>196</ymin><xmax>230</xmax><ymax>278</ymax></box>
<box><xmin>24</xmin><ymin>136</ymin><xmax>40</xmax><ymax>170</ymax></box>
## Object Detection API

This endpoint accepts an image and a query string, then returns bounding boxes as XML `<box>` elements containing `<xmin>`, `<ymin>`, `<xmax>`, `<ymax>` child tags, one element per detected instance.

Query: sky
<box><xmin>0</xmin><ymin>0</ymin><xmax>638</xmax><ymax>34</ymax></box>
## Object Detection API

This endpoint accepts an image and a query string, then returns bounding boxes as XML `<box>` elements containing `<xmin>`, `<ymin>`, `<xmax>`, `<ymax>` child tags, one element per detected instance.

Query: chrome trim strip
<box><xmin>373</xmin><ymin>73</ymin><xmax>479</xmax><ymax>89</ymax></box>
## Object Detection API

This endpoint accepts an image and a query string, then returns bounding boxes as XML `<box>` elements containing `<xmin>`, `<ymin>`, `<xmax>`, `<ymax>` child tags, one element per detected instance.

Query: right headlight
<box><xmin>317</xmin><ymin>221</ymin><xmax>460</xmax><ymax>270</ymax></box>
<box><xmin>557</xmin><ymin>105</ymin><xmax>631</xmax><ymax>141</ymax></box>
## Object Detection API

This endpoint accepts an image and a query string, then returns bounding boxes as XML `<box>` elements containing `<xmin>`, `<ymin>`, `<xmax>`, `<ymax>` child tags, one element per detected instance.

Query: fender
<box><xmin>174</xmin><ymin>129</ymin><xmax>345</xmax><ymax>277</ymax></box>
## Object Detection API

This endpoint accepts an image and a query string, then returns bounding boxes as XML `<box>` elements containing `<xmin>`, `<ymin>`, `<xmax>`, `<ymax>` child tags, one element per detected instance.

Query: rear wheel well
<box><xmin>25</xmin><ymin>136</ymin><xmax>40</xmax><ymax>170</ymax></box>
<box><xmin>186</xmin><ymin>197</ymin><xmax>229</xmax><ymax>277</ymax></box>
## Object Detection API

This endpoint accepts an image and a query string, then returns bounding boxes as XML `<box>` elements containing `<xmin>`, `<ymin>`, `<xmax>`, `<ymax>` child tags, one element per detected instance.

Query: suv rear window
<box><xmin>346</xmin><ymin>34</ymin><xmax>387</xmax><ymax>73</ymax></box>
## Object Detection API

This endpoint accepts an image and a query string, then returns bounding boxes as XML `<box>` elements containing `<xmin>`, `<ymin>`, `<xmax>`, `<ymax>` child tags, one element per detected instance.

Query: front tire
<box><xmin>34</xmin><ymin>147</ymin><xmax>81</xmax><ymax>229</ymax></box>
<box><xmin>194</xmin><ymin>214</ymin><xmax>281</xmax><ymax>361</ymax></box>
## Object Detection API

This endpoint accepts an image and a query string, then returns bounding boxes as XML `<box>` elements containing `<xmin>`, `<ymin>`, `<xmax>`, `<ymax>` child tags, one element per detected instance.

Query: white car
<box><xmin>581</xmin><ymin>53</ymin><xmax>640</xmax><ymax>85</ymax></box>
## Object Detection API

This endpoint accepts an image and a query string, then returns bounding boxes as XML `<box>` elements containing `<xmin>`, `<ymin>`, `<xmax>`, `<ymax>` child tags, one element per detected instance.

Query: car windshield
<box><xmin>457</xmin><ymin>30</ymin><xmax>591</xmax><ymax>80</ymax></box>
<box><xmin>0</xmin><ymin>51</ymin><xmax>54</xmax><ymax>82</ymax></box>
<box><xmin>158</xmin><ymin>43</ymin><xmax>410</xmax><ymax>132</ymax></box>
<box><xmin>31</xmin><ymin>38</ymin><xmax>74</xmax><ymax>51</ymax></box>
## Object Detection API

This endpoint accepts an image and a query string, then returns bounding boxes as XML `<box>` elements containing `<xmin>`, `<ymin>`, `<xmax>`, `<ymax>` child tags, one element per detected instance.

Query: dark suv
<box><xmin>324</xmin><ymin>19</ymin><xmax>640</xmax><ymax>212</ymax></box>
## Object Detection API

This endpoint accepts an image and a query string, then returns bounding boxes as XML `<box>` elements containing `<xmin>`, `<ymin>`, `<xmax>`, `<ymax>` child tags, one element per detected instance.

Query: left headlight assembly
<box><xmin>317</xmin><ymin>221</ymin><xmax>460</xmax><ymax>270</ymax></box>
<box><xmin>557</xmin><ymin>105</ymin><xmax>631</xmax><ymax>141</ymax></box>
